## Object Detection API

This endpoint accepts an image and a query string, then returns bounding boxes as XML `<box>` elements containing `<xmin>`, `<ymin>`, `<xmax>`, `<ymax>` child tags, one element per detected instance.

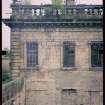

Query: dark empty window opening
<box><xmin>91</xmin><ymin>41</ymin><xmax>103</xmax><ymax>67</ymax></box>
<box><xmin>26</xmin><ymin>41</ymin><xmax>38</xmax><ymax>67</ymax></box>
<box><xmin>62</xmin><ymin>89</ymin><xmax>77</xmax><ymax>95</ymax></box>
<box><xmin>63</xmin><ymin>41</ymin><xmax>75</xmax><ymax>68</ymax></box>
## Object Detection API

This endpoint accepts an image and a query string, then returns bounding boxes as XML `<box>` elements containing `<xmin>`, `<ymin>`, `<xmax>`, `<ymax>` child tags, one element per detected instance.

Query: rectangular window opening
<box><xmin>26</xmin><ymin>41</ymin><xmax>38</xmax><ymax>68</ymax></box>
<box><xmin>91</xmin><ymin>41</ymin><xmax>103</xmax><ymax>67</ymax></box>
<box><xmin>63</xmin><ymin>41</ymin><xmax>75</xmax><ymax>68</ymax></box>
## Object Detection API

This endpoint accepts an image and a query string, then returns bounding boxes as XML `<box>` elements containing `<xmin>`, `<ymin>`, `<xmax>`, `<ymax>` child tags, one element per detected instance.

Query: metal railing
<box><xmin>2</xmin><ymin>76</ymin><xmax>24</xmax><ymax>105</ymax></box>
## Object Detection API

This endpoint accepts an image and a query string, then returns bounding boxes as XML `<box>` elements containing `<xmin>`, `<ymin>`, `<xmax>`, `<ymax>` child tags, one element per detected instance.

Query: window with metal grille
<box><xmin>26</xmin><ymin>42</ymin><xmax>38</xmax><ymax>67</ymax></box>
<box><xmin>63</xmin><ymin>41</ymin><xmax>75</xmax><ymax>67</ymax></box>
<box><xmin>91</xmin><ymin>41</ymin><xmax>103</xmax><ymax>67</ymax></box>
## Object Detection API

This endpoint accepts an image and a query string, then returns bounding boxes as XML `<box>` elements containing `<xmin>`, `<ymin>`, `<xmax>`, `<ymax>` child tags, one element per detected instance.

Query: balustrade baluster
<box><xmin>84</xmin><ymin>9</ymin><xmax>88</xmax><ymax>14</ymax></box>
<box><xmin>36</xmin><ymin>9</ymin><xmax>40</xmax><ymax>16</ymax></box>
<box><xmin>68</xmin><ymin>9</ymin><xmax>71</xmax><ymax>15</ymax></box>
<box><xmin>53</xmin><ymin>9</ymin><xmax>56</xmax><ymax>16</ymax></box>
<box><xmin>42</xmin><ymin>9</ymin><xmax>45</xmax><ymax>16</ymax></box>
<box><xmin>99</xmin><ymin>9</ymin><xmax>103</xmax><ymax>15</ymax></box>
<box><xmin>32</xmin><ymin>9</ymin><xmax>34</xmax><ymax>16</ymax></box>
<box><xmin>34</xmin><ymin>9</ymin><xmax>37</xmax><ymax>16</ymax></box>
<box><xmin>73</xmin><ymin>9</ymin><xmax>76</xmax><ymax>15</ymax></box>
<box><xmin>58</xmin><ymin>9</ymin><xmax>61</xmax><ymax>15</ymax></box>
<box><xmin>10</xmin><ymin>5</ymin><xmax>102</xmax><ymax>19</ymax></box>
<box><xmin>93</xmin><ymin>9</ymin><xmax>97</xmax><ymax>15</ymax></box>
<box><xmin>97</xmin><ymin>9</ymin><xmax>101</xmax><ymax>15</ymax></box>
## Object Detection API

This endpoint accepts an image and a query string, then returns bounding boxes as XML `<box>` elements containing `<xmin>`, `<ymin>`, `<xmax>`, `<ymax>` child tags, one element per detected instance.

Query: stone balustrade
<box><xmin>10</xmin><ymin>4</ymin><xmax>103</xmax><ymax>20</ymax></box>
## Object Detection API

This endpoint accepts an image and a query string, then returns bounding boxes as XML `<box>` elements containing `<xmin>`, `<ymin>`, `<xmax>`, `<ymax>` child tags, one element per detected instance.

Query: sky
<box><xmin>2</xmin><ymin>0</ymin><xmax>103</xmax><ymax>50</ymax></box>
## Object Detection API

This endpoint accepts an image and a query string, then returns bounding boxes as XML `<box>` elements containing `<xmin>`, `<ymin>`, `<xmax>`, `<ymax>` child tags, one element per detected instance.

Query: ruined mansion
<box><xmin>3</xmin><ymin>0</ymin><xmax>103</xmax><ymax>105</ymax></box>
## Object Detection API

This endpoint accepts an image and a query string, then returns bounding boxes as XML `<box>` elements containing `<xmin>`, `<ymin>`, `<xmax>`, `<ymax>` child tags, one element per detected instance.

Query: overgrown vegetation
<box><xmin>52</xmin><ymin>0</ymin><xmax>62</xmax><ymax>5</ymax></box>
<box><xmin>44</xmin><ymin>0</ymin><xmax>65</xmax><ymax>17</ymax></box>
<box><xmin>2</xmin><ymin>71</ymin><xmax>12</xmax><ymax>84</ymax></box>
<box><xmin>52</xmin><ymin>0</ymin><xmax>65</xmax><ymax>15</ymax></box>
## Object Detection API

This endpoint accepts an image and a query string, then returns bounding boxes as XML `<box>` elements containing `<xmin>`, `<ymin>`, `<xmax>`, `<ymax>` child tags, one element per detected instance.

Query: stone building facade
<box><xmin>2</xmin><ymin>50</ymin><xmax>10</xmax><ymax>72</ymax></box>
<box><xmin>3</xmin><ymin>0</ymin><xmax>103</xmax><ymax>105</ymax></box>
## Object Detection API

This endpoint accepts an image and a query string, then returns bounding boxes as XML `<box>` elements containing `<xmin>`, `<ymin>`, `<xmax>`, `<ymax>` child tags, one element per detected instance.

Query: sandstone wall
<box><xmin>11</xmin><ymin>27</ymin><xmax>103</xmax><ymax>105</ymax></box>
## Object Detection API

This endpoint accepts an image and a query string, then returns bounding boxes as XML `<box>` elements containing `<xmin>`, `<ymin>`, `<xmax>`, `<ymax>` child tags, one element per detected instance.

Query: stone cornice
<box><xmin>3</xmin><ymin>19</ymin><xmax>102</xmax><ymax>28</ymax></box>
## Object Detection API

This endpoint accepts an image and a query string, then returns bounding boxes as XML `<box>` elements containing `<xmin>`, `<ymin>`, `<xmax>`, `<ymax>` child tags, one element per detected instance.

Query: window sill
<box><xmin>89</xmin><ymin>67</ymin><xmax>103</xmax><ymax>71</ymax></box>
<box><xmin>61</xmin><ymin>67</ymin><xmax>77</xmax><ymax>71</ymax></box>
<box><xmin>22</xmin><ymin>65</ymin><xmax>40</xmax><ymax>71</ymax></box>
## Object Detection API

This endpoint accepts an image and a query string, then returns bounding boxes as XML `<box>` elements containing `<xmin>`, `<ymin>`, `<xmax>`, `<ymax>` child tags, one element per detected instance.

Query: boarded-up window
<box><xmin>26</xmin><ymin>41</ymin><xmax>38</xmax><ymax>67</ymax></box>
<box><xmin>63</xmin><ymin>42</ymin><xmax>75</xmax><ymax>67</ymax></box>
<box><xmin>61</xmin><ymin>89</ymin><xmax>77</xmax><ymax>105</ymax></box>
<box><xmin>91</xmin><ymin>41</ymin><xmax>103</xmax><ymax>67</ymax></box>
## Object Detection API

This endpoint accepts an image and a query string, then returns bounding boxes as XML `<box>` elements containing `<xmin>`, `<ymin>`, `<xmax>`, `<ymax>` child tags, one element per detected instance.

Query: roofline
<box><xmin>11</xmin><ymin>4</ymin><xmax>103</xmax><ymax>9</ymax></box>
<box><xmin>2</xmin><ymin>19</ymin><xmax>103</xmax><ymax>28</ymax></box>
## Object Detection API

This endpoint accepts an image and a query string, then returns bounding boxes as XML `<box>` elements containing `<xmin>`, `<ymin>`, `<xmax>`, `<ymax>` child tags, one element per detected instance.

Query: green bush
<box><xmin>52</xmin><ymin>0</ymin><xmax>65</xmax><ymax>16</ymax></box>
<box><xmin>2</xmin><ymin>71</ymin><xmax>12</xmax><ymax>83</ymax></box>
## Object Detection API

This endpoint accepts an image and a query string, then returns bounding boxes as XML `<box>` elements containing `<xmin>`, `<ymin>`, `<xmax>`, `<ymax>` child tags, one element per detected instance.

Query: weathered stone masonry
<box><xmin>3</xmin><ymin>0</ymin><xmax>103</xmax><ymax>105</ymax></box>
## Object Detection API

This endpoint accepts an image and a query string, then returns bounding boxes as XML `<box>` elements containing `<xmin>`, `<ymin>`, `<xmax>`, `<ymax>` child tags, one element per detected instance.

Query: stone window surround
<box><xmin>88</xmin><ymin>41</ymin><xmax>103</xmax><ymax>71</ymax></box>
<box><xmin>61</xmin><ymin>40</ymin><xmax>103</xmax><ymax>71</ymax></box>
<box><xmin>63</xmin><ymin>41</ymin><xmax>75</xmax><ymax>68</ymax></box>
<box><xmin>22</xmin><ymin>40</ymin><xmax>103</xmax><ymax>71</ymax></box>
<box><xmin>26</xmin><ymin>41</ymin><xmax>38</xmax><ymax>67</ymax></box>
<box><xmin>23</xmin><ymin>40</ymin><xmax>39</xmax><ymax>70</ymax></box>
